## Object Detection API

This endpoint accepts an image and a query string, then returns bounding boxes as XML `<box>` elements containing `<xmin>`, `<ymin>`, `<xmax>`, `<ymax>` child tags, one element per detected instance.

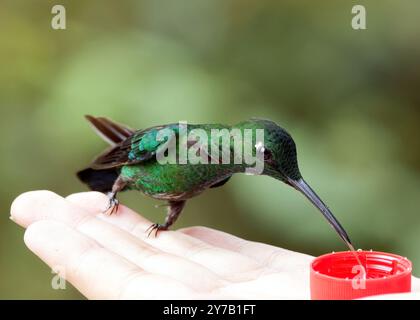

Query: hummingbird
<box><xmin>77</xmin><ymin>115</ymin><xmax>352</xmax><ymax>247</ymax></box>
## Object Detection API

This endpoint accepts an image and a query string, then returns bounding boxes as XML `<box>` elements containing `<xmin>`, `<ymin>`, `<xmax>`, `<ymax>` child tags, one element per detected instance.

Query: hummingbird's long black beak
<box><xmin>287</xmin><ymin>177</ymin><xmax>352</xmax><ymax>247</ymax></box>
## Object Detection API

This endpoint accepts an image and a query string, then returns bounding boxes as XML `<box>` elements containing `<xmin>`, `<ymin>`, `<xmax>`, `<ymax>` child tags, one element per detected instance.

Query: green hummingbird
<box><xmin>77</xmin><ymin>115</ymin><xmax>352</xmax><ymax>246</ymax></box>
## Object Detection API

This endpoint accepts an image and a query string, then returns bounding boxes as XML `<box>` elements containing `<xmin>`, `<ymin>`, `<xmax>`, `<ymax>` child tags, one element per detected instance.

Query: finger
<box><xmin>24</xmin><ymin>220</ymin><xmax>193</xmax><ymax>299</ymax></box>
<box><xmin>11</xmin><ymin>191</ymin><xmax>147</xmax><ymax>235</ymax></box>
<box><xmin>11</xmin><ymin>191</ymin><xmax>221</xmax><ymax>291</ymax></box>
<box><xmin>216</xmin><ymin>272</ymin><xmax>310</xmax><ymax>299</ymax></box>
<box><xmin>11</xmin><ymin>190</ymin><xmax>68</xmax><ymax>228</ymax></box>
<box><xmin>66</xmin><ymin>192</ymin><xmax>264</xmax><ymax>280</ymax></box>
<box><xmin>180</xmin><ymin>226</ymin><xmax>313</xmax><ymax>271</ymax></box>
<box><xmin>66</xmin><ymin>191</ymin><xmax>153</xmax><ymax>231</ymax></box>
<box><xmin>412</xmin><ymin>276</ymin><xmax>420</xmax><ymax>292</ymax></box>
<box><xmin>179</xmin><ymin>228</ymin><xmax>311</xmax><ymax>299</ymax></box>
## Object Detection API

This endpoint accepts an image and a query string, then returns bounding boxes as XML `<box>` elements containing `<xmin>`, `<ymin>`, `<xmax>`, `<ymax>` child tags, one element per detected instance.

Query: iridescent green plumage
<box><xmin>77</xmin><ymin>116</ymin><xmax>352</xmax><ymax>245</ymax></box>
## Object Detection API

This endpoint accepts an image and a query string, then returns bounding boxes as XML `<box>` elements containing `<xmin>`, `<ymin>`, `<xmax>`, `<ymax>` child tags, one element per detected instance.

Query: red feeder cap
<box><xmin>310</xmin><ymin>250</ymin><xmax>412</xmax><ymax>300</ymax></box>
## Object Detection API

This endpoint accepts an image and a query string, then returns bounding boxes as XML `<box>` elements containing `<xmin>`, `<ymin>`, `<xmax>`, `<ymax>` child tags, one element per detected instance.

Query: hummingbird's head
<box><xmin>254</xmin><ymin>119</ymin><xmax>302</xmax><ymax>183</ymax></box>
<box><xmin>248</xmin><ymin>119</ymin><xmax>352</xmax><ymax>247</ymax></box>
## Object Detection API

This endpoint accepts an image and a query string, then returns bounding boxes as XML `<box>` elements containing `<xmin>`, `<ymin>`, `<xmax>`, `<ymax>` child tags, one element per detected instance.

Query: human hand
<box><xmin>10</xmin><ymin>191</ymin><xmax>313</xmax><ymax>299</ymax></box>
<box><xmin>10</xmin><ymin>191</ymin><xmax>420</xmax><ymax>299</ymax></box>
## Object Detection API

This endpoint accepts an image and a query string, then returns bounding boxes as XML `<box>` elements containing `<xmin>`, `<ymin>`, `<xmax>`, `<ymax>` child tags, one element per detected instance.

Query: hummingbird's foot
<box><xmin>145</xmin><ymin>200</ymin><xmax>186</xmax><ymax>237</ymax></box>
<box><xmin>103</xmin><ymin>193</ymin><xmax>119</xmax><ymax>215</ymax></box>
<box><xmin>102</xmin><ymin>176</ymin><xmax>127</xmax><ymax>215</ymax></box>
<box><xmin>145</xmin><ymin>223</ymin><xmax>168</xmax><ymax>238</ymax></box>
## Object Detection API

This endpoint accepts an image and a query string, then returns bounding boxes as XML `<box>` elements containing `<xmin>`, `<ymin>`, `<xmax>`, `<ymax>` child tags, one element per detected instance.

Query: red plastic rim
<box><xmin>310</xmin><ymin>251</ymin><xmax>412</xmax><ymax>300</ymax></box>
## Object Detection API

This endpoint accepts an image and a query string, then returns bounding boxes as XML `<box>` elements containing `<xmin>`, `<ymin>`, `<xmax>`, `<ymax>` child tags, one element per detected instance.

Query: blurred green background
<box><xmin>1</xmin><ymin>0</ymin><xmax>419</xmax><ymax>299</ymax></box>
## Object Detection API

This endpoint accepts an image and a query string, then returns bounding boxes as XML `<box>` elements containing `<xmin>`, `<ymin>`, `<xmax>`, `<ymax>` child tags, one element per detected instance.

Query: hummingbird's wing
<box><xmin>87</xmin><ymin>122</ymin><xmax>232</xmax><ymax>170</ymax></box>
<box><xmin>89</xmin><ymin>125</ymin><xmax>175</xmax><ymax>170</ymax></box>
<box><xmin>85</xmin><ymin>115</ymin><xmax>135</xmax><ymax>146</ymax></box>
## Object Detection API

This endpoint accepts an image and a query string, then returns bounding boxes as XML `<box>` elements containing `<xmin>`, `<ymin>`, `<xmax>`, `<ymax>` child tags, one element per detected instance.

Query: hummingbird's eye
<box><xmin>256</xmin><ymin>142</ymin><xmax>272</xmax><ymax>161</ymax></box>
<box><xmin>263</xmin><ymin>149</ymin><xmax>272</xmax><ymax>161</ymax></box>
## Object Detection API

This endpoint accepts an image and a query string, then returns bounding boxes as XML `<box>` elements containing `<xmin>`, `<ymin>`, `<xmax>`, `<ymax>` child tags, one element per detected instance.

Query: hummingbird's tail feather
<box><xmin>77</xmin><ymin>167</ymin><xmax>120</xmax><ymax>193</ymax></box>
<box><xmin>85</xmin><ymin>115</ymin><xmax>135</xmax><ymax>146</ymax></box>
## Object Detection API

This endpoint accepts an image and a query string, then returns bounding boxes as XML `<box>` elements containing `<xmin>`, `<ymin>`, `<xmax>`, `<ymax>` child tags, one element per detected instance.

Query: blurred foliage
<box><xmin>1</xmin><ymin>0</ymin><xmax>419</xmax><ymax>299</ymax></box>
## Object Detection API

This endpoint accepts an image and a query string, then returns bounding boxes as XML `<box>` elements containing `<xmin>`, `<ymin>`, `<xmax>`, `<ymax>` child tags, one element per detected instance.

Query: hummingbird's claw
<box><xmin>145</xmin><ymin>223</ymin><xmax>168</xmax><ymax>238</ymax></box>
<box><xmin>103</xmin><ymin>194</ymin><xmax>119</xmax><ymax>215</ymax></box>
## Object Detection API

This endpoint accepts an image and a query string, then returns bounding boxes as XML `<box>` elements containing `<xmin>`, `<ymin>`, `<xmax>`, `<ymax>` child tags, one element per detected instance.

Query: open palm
<box><xmin>10</xmin><ymin>191</ymin><xmax>420</xmax><ymax>299</ymax></box>
<box><xmin>11</xmin><ymin>191</ymin><xmax>313</xmax><ymax>299</ymax></box>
